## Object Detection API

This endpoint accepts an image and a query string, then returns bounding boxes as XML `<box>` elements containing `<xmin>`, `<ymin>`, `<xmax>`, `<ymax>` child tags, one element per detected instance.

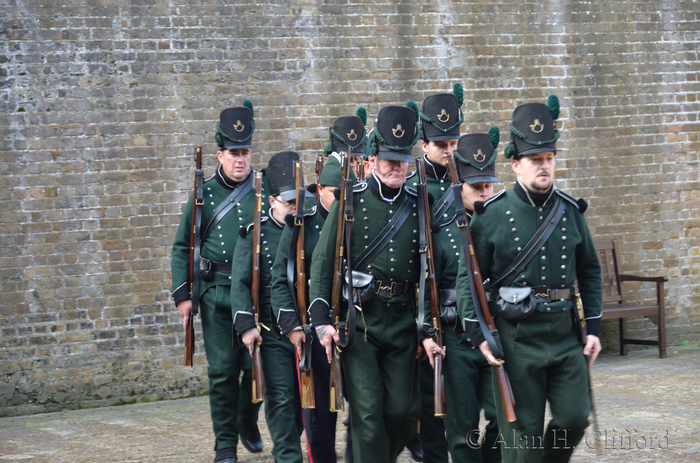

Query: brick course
<box><xmin>1</xmin><ymin>0</ymin><xmax>699</xmax><ymax>416</ymax></box>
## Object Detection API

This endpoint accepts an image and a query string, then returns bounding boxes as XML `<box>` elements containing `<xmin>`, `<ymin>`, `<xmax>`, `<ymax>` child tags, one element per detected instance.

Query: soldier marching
<box><xmin>172</xmin><ymin>92</ymin><xmax>601</xmax><ymax>463</ymax></box>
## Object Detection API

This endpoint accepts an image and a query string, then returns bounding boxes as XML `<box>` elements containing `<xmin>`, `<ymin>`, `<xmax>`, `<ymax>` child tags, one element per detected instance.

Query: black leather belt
<box><xmin>374</xmin><ymin>280</ymin><xmax>416</xmax><ymax>299</ymax></box>
<box><xmin>209</xmin><ymin>261</ymin><xmax>232</xmax><ymax>274</ymax></box>
<box><xmin>531</xmin><ymin>286</ymin><xmax>575</xmax><ymax>302</ymax></box>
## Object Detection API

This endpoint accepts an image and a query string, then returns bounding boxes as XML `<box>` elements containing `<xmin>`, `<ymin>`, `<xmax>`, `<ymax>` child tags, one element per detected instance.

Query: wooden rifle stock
<box><xmin>328</xmin><ymin>149</ymin><xmax>352</xmax><ymax>412</ymax></box>
<box><xmin>446</xmin><ymin>158</ymin><xmax>516</xmax><ymax>422</ymax></box>
<box><xmin>185</xmin><ymin>146</ymin><xmax>203</xmax><ymax>367</ymax></box>
<box><xmin>250</xmin><ymin>172</ymin><xmax>265</xmax><ymax>403</ymax></box>
<box><xmin>315</xmin><ymin>153</ymin><xmax>324</xmax><ymax>202</ymax></box>
<box><xmin>294</xmin><ymin>161</ymin><xmax>316</xmax><ymax>409</ymax></box>
<box><xmin>416</xmin><ymin>159</ymin><xmax>446</xmax><ymax>417</ymax></box>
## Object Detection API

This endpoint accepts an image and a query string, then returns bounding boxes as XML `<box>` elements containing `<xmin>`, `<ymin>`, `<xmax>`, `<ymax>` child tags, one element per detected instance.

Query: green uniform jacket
<box><xmin>456</xmin><ymin>187</ymin><xmax>602</xmax><ymax>346</ymax></box>
<box><xmin>230</xmin><ymin>212</ymin><xmax>286</xmax><ymax>337</ymax></box>
<box><xmin>309</xmin><ymin>180</ymin><xmax>421</xmax><ymax>325</ymax></box>
<box><xmin>170</xmin><ymin>167</ymin><xmax>267</xmax><ymax>303</ymax></box>
<box><xmin>270</xmin><ymin>203</ymin><xmax>328</xmax><ymax>335</ymax></box>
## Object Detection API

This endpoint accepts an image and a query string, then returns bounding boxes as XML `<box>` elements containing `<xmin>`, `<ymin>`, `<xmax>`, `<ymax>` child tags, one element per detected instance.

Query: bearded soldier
<box><xmin>456</xmin><ymin>96</ymin><xmax>602</xmax><ymax>463</ymax></box>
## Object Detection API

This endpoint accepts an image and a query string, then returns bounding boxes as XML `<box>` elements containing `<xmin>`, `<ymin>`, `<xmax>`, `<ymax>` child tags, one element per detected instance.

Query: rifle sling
<box><xmin>416</xmin><ymin>179</ymin><xmax>431</xmax><ymax>339</ymax></box>
<box><xmin>191</xmin><ymin>169</ymin><xmax>204</xmax><ymax>315</ymax></box>
<box><xmin>339</xmin><ymin>177</ymin><xmax>356</xmax><ymax>348</ymax></box>
<box><xmin>201</xmin><ymin>172</ymin><xmax>255</xmax><ymax>242</ymax></box>
<box><xmin>490</xmin><ymin>197</ymin><xmax>566</xmax><ymax>290</ymax></box>
<box><xmin>351</xmin><ymin>193</ymin><xmax>414</xmax><ymax>271</ymax></box>
<box><xmin>287</xmin><ymin>218</ymin><xmax>302</xmax><ymax>313</ymax></box>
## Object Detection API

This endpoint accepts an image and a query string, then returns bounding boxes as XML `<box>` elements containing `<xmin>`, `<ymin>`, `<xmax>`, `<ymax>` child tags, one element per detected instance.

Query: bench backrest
<box><xmin>594</xmin><ymin>239</ymin><xmax>626</xmax><ymax>306</ymax></box>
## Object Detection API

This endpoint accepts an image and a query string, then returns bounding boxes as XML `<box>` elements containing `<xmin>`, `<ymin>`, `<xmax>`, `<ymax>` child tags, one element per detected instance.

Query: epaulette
<box><xmin>352</xmin><ymin>181</ymin><xmax>368</xmax><ymax>193</ymax></box>
<box><xmin>405</xmin><ymin>169</ymin><xmax>417</xmax><ymax>179</ymax></box>
<box><xmin>239</xmin><ymin>216</ymin><xmax>269</xmax><ymax>237</ymax></box>
<box><xmin>555</xmin><ymin>189</ymin><xmax>587</xmax><ymax>212</ymax></box>
<box><xmin>303</xmin><ymin>205</ymin><xmax>317</xmax><ymax>217</ymax></box>
<box><xmin>475</xmin><ymin>189</ymin><xmax>506</xmax><ymax>214</ymax></box>
<box><xmin>404</xmin><ymin>185</ymin><xmax>418</xmax><ymax>197</ymax></box>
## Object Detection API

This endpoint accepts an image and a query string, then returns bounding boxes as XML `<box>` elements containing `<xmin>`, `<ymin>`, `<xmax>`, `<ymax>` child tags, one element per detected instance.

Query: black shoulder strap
<box><xmin>490</xmin><ymin>197</ymin><xmax>566</xmax><ymax>289</ymax></box>
<box><xmin>416</xmin><ymin>177</ymin><xmax>430</xmax><ymax>338</ymax></box>
<box><xmin>202</xmin><ymin>173</ymin><xmax>255</xmax><ymax>241</ymax></box>
<box><xmin>351</xmin><ymin>193</ymin><xmax>415</xmax><ymax>270</ymax></box>
<box><xmin>433</xmin><ymin>188</ymin><xmax>454</xmax><ymax>223</ymax></box>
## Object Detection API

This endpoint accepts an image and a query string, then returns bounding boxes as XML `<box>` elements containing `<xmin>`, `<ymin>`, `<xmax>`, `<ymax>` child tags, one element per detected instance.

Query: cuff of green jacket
<box><xmin>309</xmin><ymin>298</ymin><xmax>332</xmax><ymax>326</ymax></box>
<box><xmin>585</xmin><ymin>316</ymin><xmax>601</xmax><ymax>338</ymax></box>
<box><xmin>277</xmin><ymin>308</ymin><xmax>303</xmax><ymax>335</ymax></box>
<box><xmin>464</xmin><ymin>319</ymin><xmax>485</xmax><ymax>348</ymax></box>
<box><xmin>233</xmin><ymin>312</ymin><xmax>256</xmax><ymax>341</ymax></box>
<box><xmin>172</xmin><ymin>284</ymin><xmax>190</xmax><ymax>305</ymax></box>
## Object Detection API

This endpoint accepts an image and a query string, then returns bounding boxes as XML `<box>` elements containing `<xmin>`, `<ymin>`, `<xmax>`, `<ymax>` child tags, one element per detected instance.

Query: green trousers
<box><xmin>342</xmin><ymin>301</ymin><xmax>420</xmax><ymax>463</ymax></box>
<box><xmin>200</xmin><ymin>285</ymin><xmax>262</xmax><ymax>451</ymax></box>
<box><xmin>260</xmin><ymin>328</ymin><xmax>304</xmax><ymax>463</ymax></box>
<box><xmin>494</xmin><ymin>310</ymin><xmax>591</xmax><ymax>463</ymax></box>
<box><xmin>442</xmin><ymin>329</ymin><xmax>500</xmax><ymax>463</ymax></box>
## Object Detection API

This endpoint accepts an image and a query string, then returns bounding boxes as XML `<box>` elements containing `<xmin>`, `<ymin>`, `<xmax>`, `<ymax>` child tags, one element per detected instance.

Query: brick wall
<box><xmin>1</xmin><ymin>0</ymin><xmax>699</xmax><ymax>416</ymax></box>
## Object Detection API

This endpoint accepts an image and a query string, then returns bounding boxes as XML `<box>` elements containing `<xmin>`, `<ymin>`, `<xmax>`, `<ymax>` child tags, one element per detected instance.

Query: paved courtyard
<box><xmin>1</xmin><ymin>345</ymin><xmax>698</xmax><ymax>462</ymax></box>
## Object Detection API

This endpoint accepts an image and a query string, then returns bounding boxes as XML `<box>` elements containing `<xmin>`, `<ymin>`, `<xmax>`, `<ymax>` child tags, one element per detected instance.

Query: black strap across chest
<box><xmin>433</xmin><ymin>187</ymin><xmax>454</xmax><ymax>224</ymax></box>
<box><xmin>351</xmin><ymin>193</ymin><xmax>415</xmax><ymax>270</ymax></box>
<box><xmin>490</xmin><ymin>197</ymin><xmax>566</xmax><ymax>290</ymax></box>
<box><xmin>201</xmin><ymin>173</ymin><xmax>255</xmax><ymax>242</ymax></box>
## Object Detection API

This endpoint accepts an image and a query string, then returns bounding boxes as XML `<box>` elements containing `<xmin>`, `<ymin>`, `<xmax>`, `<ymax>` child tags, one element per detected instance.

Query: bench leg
<box><xmin>619</xmin><ymin>318</ymin><xmax>628</xmax><ymax>356</ymax></box>
<box><xmin>658</xmin><ymin>283</ymin><xmax>667</xmax><ymax>359</ymax></box>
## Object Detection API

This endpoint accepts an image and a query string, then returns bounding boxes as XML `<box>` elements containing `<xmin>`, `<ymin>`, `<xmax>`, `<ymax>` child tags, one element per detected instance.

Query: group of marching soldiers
<box><xmin>171</xmin><ymin>86</ymin><xmax>603</xmax><ymax>463</ymax></box>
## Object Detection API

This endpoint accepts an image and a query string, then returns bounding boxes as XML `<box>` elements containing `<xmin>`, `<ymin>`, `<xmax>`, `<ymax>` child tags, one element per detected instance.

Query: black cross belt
<box><xmin>531</xmin><ymin>286</ymin><xmax>575</xmax><ymax>302</ymax></box>
<box><xmin>374</xmin><ymin>280</ymin><xmax>416</xmax><ymax>299</ymax></box>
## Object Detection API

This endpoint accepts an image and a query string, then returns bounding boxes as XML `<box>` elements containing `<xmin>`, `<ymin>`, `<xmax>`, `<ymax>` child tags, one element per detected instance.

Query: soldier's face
<box><xmin>318</xmin><ymin>185</ymin><xmax>338</xmax><ymax>211</ymax></box>
<box><xmin>371</xmin><ymin>158</ymin><xmax>409</xmax><ymax>189</ymax></box>
<box><xmin>269</xmin><ymin>195</ymin><xmax>296</xmax><ymax>223</ymax></box>
<box><xmin>421</xmin><ymin>139</ymin><xmax>458</xmax><ymax>167</ymax></box>
<box><xmin>217</xmin><ymin>148</ymin><xmax>252</xmax><ymax>182</ymax></box>
<box><xmin>461</xmin><ymin>182</ymin><xmax>494</xmax><ymax>211</ymax></box>
<box><xmin>511</xmin><ymin>151</ymin><xmax>555</xmax><ymax>193</ymax></box>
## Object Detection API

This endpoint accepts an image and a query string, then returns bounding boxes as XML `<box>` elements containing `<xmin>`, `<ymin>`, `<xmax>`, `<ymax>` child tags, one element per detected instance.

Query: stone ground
<box><xmin>1</xmin><ymin>345</ymin><xmax>699</xmax><ymax>463</ymax></box>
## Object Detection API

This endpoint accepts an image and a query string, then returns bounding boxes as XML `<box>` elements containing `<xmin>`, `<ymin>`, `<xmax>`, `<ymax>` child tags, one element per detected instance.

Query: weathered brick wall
<box><xmin>1</xmin><ymin>0</ymin><xmax>698</xmax><ymax>416</ymax></box>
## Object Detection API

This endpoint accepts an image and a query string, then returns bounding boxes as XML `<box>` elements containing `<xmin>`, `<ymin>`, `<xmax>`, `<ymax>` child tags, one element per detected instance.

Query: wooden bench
<box><xmin>594</xmin><ymin>239</ymin><xmax>668</xmax><ymax>358</ymax></box>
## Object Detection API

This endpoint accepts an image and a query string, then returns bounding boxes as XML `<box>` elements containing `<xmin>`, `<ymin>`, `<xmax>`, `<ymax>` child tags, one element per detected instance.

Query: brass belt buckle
<box><xmin>532</xmin><ymin>288</ymin><xmax>549</xmax><ymax>300</ymax></box>
<box><xmin>376</xmin><ymin>281</ymin><xmax>395</xmax><ymax>297</ymax></box>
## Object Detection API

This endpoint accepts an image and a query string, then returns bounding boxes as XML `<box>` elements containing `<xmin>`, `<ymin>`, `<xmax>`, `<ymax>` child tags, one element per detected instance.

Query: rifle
<box><xmin>356</xmin><ymin>156</ymin><xmax>365</xmax><ymax>181</ymax></box>
<box><xmin>185</xmin><ymin>146</ymin><xmax>204</xmax><ymax>367</ymax></box>
<box><xmin>293</xmin><ymin>160</ymin><xmax>316</xmax><ymax>409</ymax></box>
<box><xmin>446</xmin><ymin>157</ymin><xmax>516</xmax><ymax>422</ymax></box>
<box><xmin>250</xmin><ymin>171</ymin><xmax>265</xmax><ymax>403</ymax></box>
<box><xmin>328</xmin><ymin>148</ymin><xmax>355</xmax><ymax>412</ymax></box>
<box><xmin>415</xmin><ymin>158</ymin><xmax>446</xmax><ymax>417</ymax></box>
<box><xmin>315</xmin><ymin>153</ymin><xmax>324</xmax><ymax>202</ymax></box>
